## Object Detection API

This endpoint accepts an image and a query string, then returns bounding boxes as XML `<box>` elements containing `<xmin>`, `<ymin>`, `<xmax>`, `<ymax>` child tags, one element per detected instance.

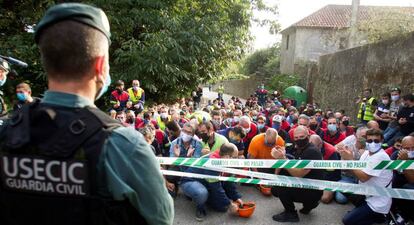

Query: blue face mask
<box><xmin>0</xmin><ymin>75</ymin><xmax>7</xmax><ymax>87</ymax></box>
<box><xmin>328</xmin><ymin>124</ymin><xmax>337</xmax><ymax>132</ymax></box>
<box><xmin>316</xmin><ymin>117</ymin><xmax>322</xmax><ymax>123</ymax></box>
<box><xmin>95</xmin><ymin>70</ymin><xmax>111</xmax><ymax>100</ymax></box>
<box><xmin>16</xmin><ymin>92</ymin><xmax>26</xmax><ymax>102</ymax></box>
<box><xmin>272</xmin><ymin>124</ymin><xmax>280</xmax><ymax>130</ymax></box>
<box><xmin>257</xmin><ymin>124</ymin><xmax>265</xmax><ymax>130</ymax></box>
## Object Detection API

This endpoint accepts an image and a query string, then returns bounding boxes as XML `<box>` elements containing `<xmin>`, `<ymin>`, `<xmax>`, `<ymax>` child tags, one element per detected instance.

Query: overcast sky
<box><xmin>251</xmin><ymin>0</ymin><xmax>414</xmax><ymax>50</ymax></box>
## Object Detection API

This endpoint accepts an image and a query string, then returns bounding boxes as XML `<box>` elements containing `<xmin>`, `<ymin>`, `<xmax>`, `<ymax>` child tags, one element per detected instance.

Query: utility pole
<box><xmin>348</xmin><ymin>0</ymin><xmax>360</xmax><ymax>48</ymax></box>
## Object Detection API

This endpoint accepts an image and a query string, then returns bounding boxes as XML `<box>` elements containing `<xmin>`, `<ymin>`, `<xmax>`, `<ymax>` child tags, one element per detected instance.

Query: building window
<box><xmin>286</xmin><ymin>35</ymin><xmax>290</xmax><ymax>50</ymax></box>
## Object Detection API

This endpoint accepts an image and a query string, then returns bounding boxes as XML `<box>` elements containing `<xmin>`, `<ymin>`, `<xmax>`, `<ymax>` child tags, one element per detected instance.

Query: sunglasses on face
<box><xmin>366</xmin><ymin>139</ymin><xmax>381</xmax><ymax>143</ymax></box>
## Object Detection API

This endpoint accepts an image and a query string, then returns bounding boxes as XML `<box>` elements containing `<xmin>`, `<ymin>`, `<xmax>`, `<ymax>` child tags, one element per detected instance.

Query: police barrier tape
<box><xmin>161</xmin><ymin>166</ymin><xmax>414</xmax><ymax>200</ymax></box>
<box><xmin>157</xmin><ymin>157</ymin><xmax>414</xmax><ymax>170</ymax></box>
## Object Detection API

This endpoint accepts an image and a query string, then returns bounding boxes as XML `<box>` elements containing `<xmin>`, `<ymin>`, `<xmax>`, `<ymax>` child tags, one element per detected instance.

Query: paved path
<box><xmin>174</xmin><ymin>185</ymin><xmax>353</xmax><ymax>225</ymax></box>
<box><xmin>202</xmin><ymin>87</ymin><xmax>246</xmax><ymax>105</ymax></box>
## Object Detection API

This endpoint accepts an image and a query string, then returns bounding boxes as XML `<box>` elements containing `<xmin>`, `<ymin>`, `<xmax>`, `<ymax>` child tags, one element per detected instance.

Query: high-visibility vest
<box><xmin>357</xmin><ymin>97</ymin><xmax>375</xmax><ymax>121</ymax></box>
<box><xmin>127</xmin><ymin>87</ymin><xmax>144</xmax><ymax>103</ymax></box>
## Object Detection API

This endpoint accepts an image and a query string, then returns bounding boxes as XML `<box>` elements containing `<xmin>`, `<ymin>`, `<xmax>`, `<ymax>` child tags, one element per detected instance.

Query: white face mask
<box><xmin>391</xmin><ymin>95</ymin><xmax>400</xmax><ymax>102</ymax></box>
<box><xmin>367</xmin><ymin>142</ymin><xmax>382</xmax><ymax>153</ymax></box>
<box><xmin>243</xmin><ymin>127</ymin><xmax>251</xmax><ymax>134</ymax></box>
<box><xmin>181</xmin><ymin>133</ymin><xmax>193</xmax><ymax>142</ymax></box>
<box><xmin>408</xmin><ymin>151</ymin><xmax>414</xmax><ymax>159</ymax></box>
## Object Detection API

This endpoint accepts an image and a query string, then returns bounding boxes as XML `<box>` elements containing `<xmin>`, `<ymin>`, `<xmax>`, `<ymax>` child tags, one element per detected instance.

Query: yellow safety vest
<box><xmin>357</xmin><ymin>97</ymin><xmax>375</xmax><ymax>121</ymax></box>
<box><xmin>127</xmin><ymin>87</ymin><xmax>144</xmax><ymax>103</ymax></box>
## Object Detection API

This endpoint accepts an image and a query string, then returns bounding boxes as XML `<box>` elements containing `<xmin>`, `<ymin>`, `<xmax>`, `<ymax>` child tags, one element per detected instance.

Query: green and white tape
<box><xmin>157</xmin><ymin>157</ymin><xmax>414</xmax><ymax>170</ymax></box>
<box><xmin>161</xmin><ymin>167</ymin><xmax>414</xmax><ymax>200</ymax></box>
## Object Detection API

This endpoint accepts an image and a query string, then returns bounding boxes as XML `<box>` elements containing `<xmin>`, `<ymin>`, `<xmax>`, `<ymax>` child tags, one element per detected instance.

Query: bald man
<box><xmin>367</xmin><ymin>120</ymin><xmax>380</xmax><ymax>131</ymax></box>
<box><xmin>248</xmin><ymin>128</ymin><xmax>285</xmax><ymax>174</ymax></box>
<box><xmin>309</xmin><ymin>134</ymin><xmax>341</xmax><ymax>204</ymax></box>
<box><xmin>271</xmin><ymin>126</ymin><xmax>324</xmax><ymax>222</ymax></box>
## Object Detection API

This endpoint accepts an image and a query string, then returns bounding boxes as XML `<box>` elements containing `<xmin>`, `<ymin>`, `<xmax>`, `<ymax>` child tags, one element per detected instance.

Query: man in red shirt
<box><xmin>322</xmin><ymin>117</ymin><xmax>346</xmax><ymax>145</ymax></box>
<box><xmin>110</xmin><ymin>80</ymin><xmax>129</xmax><ymax>111</ymax></box>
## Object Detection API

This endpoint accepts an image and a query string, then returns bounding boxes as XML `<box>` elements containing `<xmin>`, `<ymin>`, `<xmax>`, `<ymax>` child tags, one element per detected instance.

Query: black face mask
<box><xmin>117</xmin><ymin>89</ymin><xmax>123</xmax><ymax>94</ymax></box>
<box><xmin>200</xmin><ymin>133</ymin><xmax>210</xmax><ymax>142</ymax></box>
<box><xmin>342</xmin><ymin>120</ymin><xmax>349</xmax><ymax>126</ymax></box>
<box><xmin>295</xmin><ymin>137</ymin><xmax>309</xmax><ymax>149</ymax></box>
<box><xmin>309</xmin><ymin>124</ymin><xmax>318</xmax><ymax>131</ymax></box>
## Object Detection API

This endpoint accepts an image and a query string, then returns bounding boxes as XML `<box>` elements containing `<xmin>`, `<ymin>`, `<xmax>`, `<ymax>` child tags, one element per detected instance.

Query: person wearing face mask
<box><xmin>167</xmin><ymin>122</ymin><xmax>203</xmax><ymax>195</ymax></box>
<box><xmin>218</xmin><ymin>126</ymin><xmax>246</xmax><ymax>157</ymax></box>
<box><xmin>270</xmin><ymin>126</ymin><xmax>324</xmax><ymax>222</ymax></box>
<box><xmin>197</xmin><ymin>121</ymin><xmax>228</xmax><ymax>155</ymax></box>
<box><xmin>389</xmin><ymin>135</ymin><xmax>414</xmax><ymax>223</ymax></box>
<box><xmin>156</xmin><ymin>106</ymin><xmax>171</xmax><ymax>131</ymax></box>
<box><xmin>272</xmin><ymin>115</ymin><xmax>291</xmax><ymax>145</ymax></box>
<box><xmin>339</xmin><ymin>116</ymin><xmax>354</xmax><ymax>137</ymax></box>
<box><xmin>357</xmin><ymin>88</ymin><xmax>378</xmax><ymax>124</ymax></box>
<box><xmin>127</xmin><ymin>79</ymin><xmax>145</xmax><ymax>111</ymax></box>
<box><xmin>384</xmin><ymin>136</ymin><xmax>403</xmax><ymax>156</ymax></box>
<box><xmin>374</xmin><ymin>92</ymin><xmax>392</xmax><ymax>131</ymax></box>
<box><xmin>13</xmin><ymin>82</ymin><xmax>35</xmax><ymax>111</ymax></box>
<box><xmin>383</xmin><ymin>88</ymin><xmax>404</xmax><ymax>144</ymax></box>
<box><xmin>0</xmin><ymin>4</ymin><xmax>174</xmax><ymax>225</ymax></box>
<box><xmin>322</xmin><ymin>117</ymin><xmax>346</xmax><ymax>145</ymax></box>
<box><xmin>339</xmin><ymin>129</ymin><xmax>392</xmax><ymax>225</ymax></box>
<box><xmin>248</xmin><ymin>128</ymin><xmax>285</xmax><ymax>174</ymax></box>
<box><xmin>0</xmin><ymin>58</ymin><xmax>9</xmax><ymax>117</ymax></box>
<box><xmin>255</xmin><ymin>83</ymin><xmax>268</xmax><ymax>107</ymax></box>
<box><xmin>110</xmin><ymin>80</ymin><xmax>129</xmax><ymax>112</ymax></box>
<box><xmin>239</xmin><ymin>115</ymin><xmax>258</xmax><ymax>158</ymax></box>
<box><xmin>256</xmin><ymin>115</ymin><xmax>269</xmax><ymax>133</ymax></box>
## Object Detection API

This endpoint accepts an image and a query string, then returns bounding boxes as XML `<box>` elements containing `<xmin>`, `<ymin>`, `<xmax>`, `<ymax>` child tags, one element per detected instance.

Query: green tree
<box><xmin>242</xmin><ymin>44</ymin><xmax>280</xmax><ymax>76</ymax></box>
<box><xmin>0</xmin><ymin>0</ymin><xmax>279</xmax><ymax>106</ymax></box>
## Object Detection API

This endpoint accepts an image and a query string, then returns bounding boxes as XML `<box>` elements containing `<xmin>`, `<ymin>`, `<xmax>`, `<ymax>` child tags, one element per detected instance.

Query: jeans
<box><xmin>384</xmin><ymin>126</ymin><xmax>398</xmax><ymax>143</ymax></box>
<box><xmin>180</xmin><ymin>181</ymin><xmax>209</xmax><ymax>210</ymax></box>
<box><xmin>335</xmin><ymin>176</ymin><xmax>358</xmax><ymax>204</ymax></box>
<box><xmin>342</xmin><ymin>201</ymin><xmax>387</xmax><ymax>225</ymax></box>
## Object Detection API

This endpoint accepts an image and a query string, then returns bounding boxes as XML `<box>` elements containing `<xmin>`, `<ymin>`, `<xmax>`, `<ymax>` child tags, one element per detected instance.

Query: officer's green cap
<box><xmin>34</xmin><ymin>3</ymin><xmax>111</xmax><ymax>44</ymax></box>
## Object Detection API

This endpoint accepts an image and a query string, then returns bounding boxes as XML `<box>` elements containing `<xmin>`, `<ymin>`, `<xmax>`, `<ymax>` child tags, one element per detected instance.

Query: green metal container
<box><xmin>283</xmin><ymin>86</ymin><xmax>307</xmax><ymax>106</ymax></box>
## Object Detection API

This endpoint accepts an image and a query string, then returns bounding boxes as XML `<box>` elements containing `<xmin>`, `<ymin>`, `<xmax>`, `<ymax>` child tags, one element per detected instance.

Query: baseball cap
<box><xmin>272</xmin><ymin>115</ymin><xmax>283</xmax><ymax>123</ymax></box>
<box><xmin>35</xmin><ymin>3</ymin><xmax>111</xmax><ymax>44</ymax></box>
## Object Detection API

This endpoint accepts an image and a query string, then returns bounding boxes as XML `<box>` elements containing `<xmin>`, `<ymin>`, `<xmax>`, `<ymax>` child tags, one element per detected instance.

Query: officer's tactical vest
<box><xmin>357</xmin><ymin>97</ymin><xmax>375</xmax><ymax>121</ymax></box>
<box><xmin>0</xmin><ymin>100</ymin><xmax>147</xmax><ymax>225</ymax></box>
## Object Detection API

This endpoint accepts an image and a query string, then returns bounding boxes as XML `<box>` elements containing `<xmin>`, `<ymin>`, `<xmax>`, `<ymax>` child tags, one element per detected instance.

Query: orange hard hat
<box><xmin>259</xmin><ymin>184</ymin><xmax>272</xmax><ymax>196</ymax></box>
<box><xmin>237</xmin><ymin>202</ymin><xmax>256</xmax><ymax>218</ymax></box>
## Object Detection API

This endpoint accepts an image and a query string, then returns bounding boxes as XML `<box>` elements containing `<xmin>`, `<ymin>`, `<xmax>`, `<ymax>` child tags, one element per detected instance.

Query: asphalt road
<box><xmin>173</xmin><ymin>185</ymin><xmax>354</xmax><ymax>225</ymax></box>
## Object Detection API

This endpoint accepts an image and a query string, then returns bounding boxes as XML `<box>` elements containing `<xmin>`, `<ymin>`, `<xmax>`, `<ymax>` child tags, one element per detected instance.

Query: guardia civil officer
<box><xmin>0</xmin><ymin>3</ymin><xmax>173</xmax><ymax>225</ymax></box>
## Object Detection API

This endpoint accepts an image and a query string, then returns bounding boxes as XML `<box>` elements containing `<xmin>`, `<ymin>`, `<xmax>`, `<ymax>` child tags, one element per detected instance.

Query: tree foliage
<box><xmin>242</xmin><ymin>44</ymin><xmax>280</xmax><ymax>76</ymax></box>
<box><xmin>358</xmin><ymin>8</ymin><xmax>414</xmax><ymax>44</ymax></box>
<box><xmin>267</xmin><ymin>73</ymin><xmax>299</xmax><ymax>94</ymax></box>
<box><xmin>0</xmin><ymin>0</ymin><xmax>279</xmax><ymax>105</ymax></box>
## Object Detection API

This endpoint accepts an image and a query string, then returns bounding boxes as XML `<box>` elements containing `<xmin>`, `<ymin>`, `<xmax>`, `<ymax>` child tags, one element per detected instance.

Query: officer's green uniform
<box><xmin>0</xmin><ymin>3</ymin><xmax>173</xmax><ymax>225</ymax></box>
<box><xmin>43</xmin><ymin>91</ymin><xmax>174</xmax><ymax>225</ymax></box>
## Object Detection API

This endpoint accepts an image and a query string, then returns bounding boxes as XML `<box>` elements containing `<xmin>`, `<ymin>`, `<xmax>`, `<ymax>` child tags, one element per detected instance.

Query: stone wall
<box><xmin>212</xmin><ymin>74</ymin><xmax>271</xmax><ymax>99</ymax></box>
<box><xmin>314</xmin><ymin>32</ymin><xmax>414</xmax><ymax>123</ymax></box>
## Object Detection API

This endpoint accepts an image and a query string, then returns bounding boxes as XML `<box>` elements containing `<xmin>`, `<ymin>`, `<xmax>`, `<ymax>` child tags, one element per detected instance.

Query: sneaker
<box><xmin>272</xmin><ymin>211</ymin><xmax>299</xmax><ymax>222</ymax></box>
<box><xmin>196</xmin><ymin>208</ymin><xmax>206</xmax><ymax>222</ymax></box>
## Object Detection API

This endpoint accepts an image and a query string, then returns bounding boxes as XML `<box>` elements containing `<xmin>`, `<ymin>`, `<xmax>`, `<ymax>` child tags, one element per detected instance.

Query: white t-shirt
<box><xmin>359</xmin><ymin>149</ymin><xmax>393</xmax><ymax>214</ymax></box>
